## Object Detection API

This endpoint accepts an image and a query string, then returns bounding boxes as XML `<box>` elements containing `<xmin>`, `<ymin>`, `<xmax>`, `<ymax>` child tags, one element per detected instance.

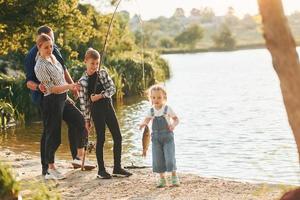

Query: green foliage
<box><xmin>212</xmin><ymin>23</ymin><xmax>236</xmax><ymax>50</ymax></box>
<box><xmin>0</xmin><ymin>100</ymin><xmax>17</xmax><ymax>129</ymax></box>
<box><xmin>0</xmin><ymin>162</ymin><xmax>20</xmax><ymax>199</ymax></box>
<box><xmin>0</xmin><ymin>0</ymin><xmax>137</xmax><ymax>69</ymax></box>
<box><xmin>174</xmin><ymin>24</ymin><xmax>203</xmax><ymax>48</ymax></box>
<box><xmin>25</xmin><ymin>183</ymin><xmax>60</xmax><ymax>200</ymax></box>
<box><xmin>0</xmin><ymin>162</ymin><xmax>61</xmax><ymax>200</ymax></box>
<box><xmin>159</xmin><ymin>38</ymin><xmax>175</xmax><ymax>48</ymax></box>
<box><xmin>0</xmin><ymin>73</ymin><xmax>36</xmax><ymax>123</ymax></box>
<box><xmin>107</xmin><ymin>67</ymin><xmax>124</xmax><ymax>101</ymax></box>
<box><xmin>108</xmin><ymin>57</ymin><xmax>155</xmax><ymax>96</ymax></box>
<box><xmin>66</xmin><ymin>60</ymin><xmax>86</xmax><ymax>82</ymax></box>
<box><xmin>0</xmin><ymin>0</ymin><xmax>171</xmax><ymax>123</ymax></box>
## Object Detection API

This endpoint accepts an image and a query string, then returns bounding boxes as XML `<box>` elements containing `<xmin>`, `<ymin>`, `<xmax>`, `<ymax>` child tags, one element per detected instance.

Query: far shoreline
<box><xmin>158</xmin><ymin>42</ymin><xmax>300</xmax><ymax>54</ymax></box>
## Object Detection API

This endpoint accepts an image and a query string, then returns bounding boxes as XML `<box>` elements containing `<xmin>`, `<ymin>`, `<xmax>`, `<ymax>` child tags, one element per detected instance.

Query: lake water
<box><xmin>1</xmin><ymin>48</ymin><xmax>300</xmax><ymax>185</ymax></box>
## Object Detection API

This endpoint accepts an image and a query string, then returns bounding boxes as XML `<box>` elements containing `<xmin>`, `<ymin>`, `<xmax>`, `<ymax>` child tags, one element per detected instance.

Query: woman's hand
<box><xmin>69</xmin><ymin>83</ymin><xmax>80</xmax><ymax>91</ymax></box>
<box><xmin>38</xmin><ymin>83</ymin><xmax>46</xmax><ymax>93</ymax></box>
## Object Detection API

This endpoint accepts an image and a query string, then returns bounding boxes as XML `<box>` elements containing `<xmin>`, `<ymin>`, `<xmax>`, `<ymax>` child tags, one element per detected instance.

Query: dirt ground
<box><xmin>0</xmin><ymin>148</ymin><xmax>290</xmax><ymax>200</ymax></box>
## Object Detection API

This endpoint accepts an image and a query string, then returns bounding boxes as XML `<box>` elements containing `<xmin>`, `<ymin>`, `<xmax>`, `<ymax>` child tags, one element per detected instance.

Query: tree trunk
<box><xmin>257</xmin><ymin>0</ymin><xmax>300</xmax><ymax>161</ymax></box>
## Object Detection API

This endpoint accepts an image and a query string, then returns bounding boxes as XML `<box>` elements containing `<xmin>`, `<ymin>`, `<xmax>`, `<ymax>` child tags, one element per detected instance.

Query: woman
<box><xmin>34</xmin><ymin>33</ymin><xmax>79</xmax><ymax>180</ymax></box>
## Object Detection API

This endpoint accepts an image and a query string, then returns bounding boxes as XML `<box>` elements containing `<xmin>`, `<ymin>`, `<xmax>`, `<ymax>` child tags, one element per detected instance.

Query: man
<box><xmin>24</xmin><ymin>25</ymin><xmax>95</xmax><ymax>176</ymax></box>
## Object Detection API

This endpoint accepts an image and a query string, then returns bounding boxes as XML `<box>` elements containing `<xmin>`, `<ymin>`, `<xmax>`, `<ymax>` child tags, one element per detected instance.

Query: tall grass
<box><xmin>0</xmin><ymin>162</ymin><xmax>20</xmax><ymax>200</ymax></box>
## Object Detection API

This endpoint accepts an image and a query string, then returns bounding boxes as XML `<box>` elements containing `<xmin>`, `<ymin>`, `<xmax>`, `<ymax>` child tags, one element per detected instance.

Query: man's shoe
<box><xmin>83</xmin><ymin>160</ymin><xmax>96</xmax><ymax>170</ymax></box>
<box><xmin>71</xmin><ymin>158</ymin><xmax>96</xmax><ymax>170</ymax></box>
<box><xmin>71</xmin><ymin>158</ymin><xmax>82</xmax><ymax>169</ymax></box>
<box><xmin>97</xmin><ymin>171</ymin><xmax>112</xmax><ymax>179</ymax></box>
<box><xmin>112</xmin><ymin>168</ymin><xmax>133</xmax><ymax>177</ymax></box>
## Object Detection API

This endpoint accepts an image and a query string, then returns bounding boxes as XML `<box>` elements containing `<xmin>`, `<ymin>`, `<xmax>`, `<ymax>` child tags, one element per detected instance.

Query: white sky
<box><xmin>82</xmin><ymin>0</ymin><xmax>300</xmax><ymax>20</ymax></box>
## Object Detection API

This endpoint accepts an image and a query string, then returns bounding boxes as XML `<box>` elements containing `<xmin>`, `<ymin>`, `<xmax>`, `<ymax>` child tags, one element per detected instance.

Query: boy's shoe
<box><xmin>157</xmin><ymin>178</ymin><xmax>166</xmax><ymax>188</ymax></box>
<box><xmin>171</xmin><ymin>176</ymin><xmax>180</xmax><ymax>186</ymax></box>
<box><xmin>112</xmin><ymin>168</ymin><xmax>133</xmax><ymax>177</ymax></box>
<box><xmin>45</xmin><ymin>169</ymin><xmax>66</xmax><ymax>180</ymax></box>
<box><xmin>97</xmin><ymin>170</ymin><xmax>112</xmax><ymax>179</ymax></box>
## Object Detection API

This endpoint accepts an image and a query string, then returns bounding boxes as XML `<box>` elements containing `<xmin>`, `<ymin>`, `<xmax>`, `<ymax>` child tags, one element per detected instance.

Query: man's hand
<box><xmin>85</xmin><ymin>121</ymin><xmax>92</xmax><ymax>133</ymax></box>
<box><xmin>38</xmin><ymin>84</ymin><xmax>46</xmax><ymax>93</ymax></box>
<box><xmin>72</xmin><ymin>90</ymin><xmax>79</xmax><ymax>100</ymax></box>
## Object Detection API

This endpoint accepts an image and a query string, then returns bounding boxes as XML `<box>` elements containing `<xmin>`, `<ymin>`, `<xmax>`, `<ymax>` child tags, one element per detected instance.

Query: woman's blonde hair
<box><xmin>36</xmin><ymin>33</ymin><xmax>52</xmax><ymax>49</ymax></box>
<box><xmin>85</xmin><ymin>47</ymin><xmax>101</xmax><ymax>60</ymax></box>
<box><xmin>147</xmin><ymin>84</ymin><xmax>167</xmax><ymax>101</ymax></box>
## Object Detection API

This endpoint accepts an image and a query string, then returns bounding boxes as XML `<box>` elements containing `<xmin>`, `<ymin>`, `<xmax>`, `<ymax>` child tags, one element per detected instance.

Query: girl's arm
<box><xmin>169</xmin><ymin>116</ymin><xmax>179</xmax><ymax>131</ymax></box>
<box><xmin>139</xmin><ymin>117</ymin><xmax>152</xmax><ymax>130</ymax></box>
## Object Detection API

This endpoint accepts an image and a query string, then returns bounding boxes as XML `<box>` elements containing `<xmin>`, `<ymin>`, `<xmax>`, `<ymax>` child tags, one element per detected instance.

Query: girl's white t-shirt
<box><xmin>146</xmin><ymin>105</ymin><xmax>177</xmax><ymax>125</ymax></box>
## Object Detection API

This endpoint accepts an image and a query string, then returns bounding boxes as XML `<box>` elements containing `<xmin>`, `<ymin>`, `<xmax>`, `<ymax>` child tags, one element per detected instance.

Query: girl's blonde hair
<box><xmin>148</xmin><ymin>84</ymin><xmax>167</xmax><ymax>101</ymax></box>
<box><xmin>36</xmin><ymin>33</ymin><xmax>52</xmax><ymax>49</ymax></box>
<box><xmin>85</xmin><ymin>47</ymin><xmax>101</xmax><ymax>60</ymax></box>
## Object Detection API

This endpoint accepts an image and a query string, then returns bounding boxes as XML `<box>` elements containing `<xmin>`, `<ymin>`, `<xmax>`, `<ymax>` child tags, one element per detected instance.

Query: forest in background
<box><xmin>129</xmin><ymin>7</ymin><xmax>300</xmax><ymax>52</ymax></box>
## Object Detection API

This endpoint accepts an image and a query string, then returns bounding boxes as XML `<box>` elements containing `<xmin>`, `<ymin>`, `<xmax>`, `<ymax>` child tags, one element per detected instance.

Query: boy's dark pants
<box><xmin>91</xmin><ymin>99</ymin><xmax>122</xmax><ymax>172</ymax></box>
<box><xmin>40</xmin><ymin>96</ymin><xmax>85</xmax><ymax>173</ymax></box>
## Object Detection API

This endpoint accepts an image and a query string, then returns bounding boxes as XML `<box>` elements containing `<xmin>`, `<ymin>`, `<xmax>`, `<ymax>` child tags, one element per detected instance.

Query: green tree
<box><xmin>241</xmin><ymin>14</ymin><xmax>257</xmax><ymax>29</ymax></box>
<box><xmin>0</xmin><ymin>0</ymin><xmax>95</xmax><ymax>64</ymax></box>
<box><xmin>159</xmin><ymin>37</ymin><xmax>175</xmax><ymax>48</ymax></box>
<box><xmin>212</xmin><ymin>23</ymin><xmax>236</xmax><ymax>50</ymax></box>
<box><xmin>174</xmin><ymin>24</ymin><xmax>203</xmax><ymax>48</ymax></box>
<box><xmin>199</xmin><ymin>7</ymin><xmax>215</xmax><ymax>23</ymax></box>
<box><xmin>224</xmin><ymin>6</ymin><xmax>239</xmax><ymax>26</ymax></box>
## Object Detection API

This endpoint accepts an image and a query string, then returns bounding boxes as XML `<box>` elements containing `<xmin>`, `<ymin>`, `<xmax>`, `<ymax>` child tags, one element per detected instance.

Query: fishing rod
<box><xmin>134</xmin><ymin>0</ymin><xmax>146</xmax><ymax>90</ymax></box>
<box><xmin>92</xmin><ymin>0</ymin><xmax>122</xmax><ymax>94</ymax></box>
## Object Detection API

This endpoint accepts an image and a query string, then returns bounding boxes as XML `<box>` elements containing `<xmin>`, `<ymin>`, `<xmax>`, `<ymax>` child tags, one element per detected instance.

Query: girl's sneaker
<box><xmin>156</xmin><ymin>178</ymin><xmax>166</xmax><ymax>188</ymax></box>
<box><xmin>171</xmin><ymin>175</ymin><xmax>180</xmax><ymax>186</ymax></box>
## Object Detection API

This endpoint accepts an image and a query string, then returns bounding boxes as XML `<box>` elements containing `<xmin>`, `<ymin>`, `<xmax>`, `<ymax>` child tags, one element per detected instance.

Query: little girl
<box><xmin>139</xmin><ymin>84</ymin><xmax>180</xmax><ymax>187</ymax></box>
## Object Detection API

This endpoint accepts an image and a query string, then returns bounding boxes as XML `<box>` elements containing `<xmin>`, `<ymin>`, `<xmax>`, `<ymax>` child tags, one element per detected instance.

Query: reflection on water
<box><xmin>1</xmin><ymin>49</ymin><xmax>300</xmax><ymax>185</ymax></box>
<box><xmin>0</xmin><ymin>96</ymin><xmax>149</xmax><ymax>168</ymax></box>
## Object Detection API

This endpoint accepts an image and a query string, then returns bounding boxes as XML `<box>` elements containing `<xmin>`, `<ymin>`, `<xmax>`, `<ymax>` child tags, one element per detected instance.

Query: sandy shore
<box><xmin>0</xmin><ymin>148</ymin><xmax>290</xmax><ymax>200</ymax></box>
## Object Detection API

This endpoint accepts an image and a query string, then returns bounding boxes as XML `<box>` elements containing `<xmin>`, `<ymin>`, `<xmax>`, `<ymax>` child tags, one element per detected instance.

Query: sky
<box><xmin>81</xmin><ymin>0</ymin><xmax>300</xmax><ymax>20</ymax></box>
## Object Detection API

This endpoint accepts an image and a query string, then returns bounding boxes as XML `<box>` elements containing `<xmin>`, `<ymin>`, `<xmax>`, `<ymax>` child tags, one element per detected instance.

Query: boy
<box><xmin>78</xmin><ymin>48</ymin><xmax>132</xmax><ymax>179</ymax></box>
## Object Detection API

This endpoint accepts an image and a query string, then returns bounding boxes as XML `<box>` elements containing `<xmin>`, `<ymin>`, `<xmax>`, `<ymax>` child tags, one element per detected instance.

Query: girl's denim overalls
<box><xmin>151</xmin><ymin>106</ymin><xmax>177</xmax><ymax>173</ymax></box>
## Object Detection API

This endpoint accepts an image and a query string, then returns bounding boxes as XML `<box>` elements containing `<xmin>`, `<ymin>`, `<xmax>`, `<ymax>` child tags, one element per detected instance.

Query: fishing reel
<box><xmin>87</xmin><ymin>141</ymin><xmax>96</xmax><ymax>153</ymax></box>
